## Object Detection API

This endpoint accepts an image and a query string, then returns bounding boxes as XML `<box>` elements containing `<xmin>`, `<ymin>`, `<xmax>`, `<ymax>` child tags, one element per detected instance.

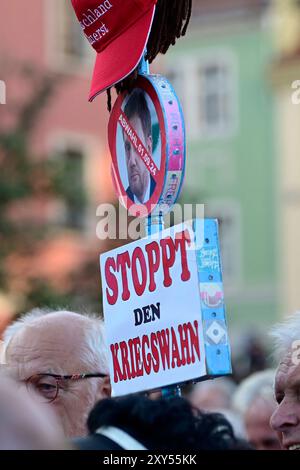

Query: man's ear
<box><xmin>99</xmin><ymin>375</ymin><xmax>111</xmax><ymax>398</ymax></box>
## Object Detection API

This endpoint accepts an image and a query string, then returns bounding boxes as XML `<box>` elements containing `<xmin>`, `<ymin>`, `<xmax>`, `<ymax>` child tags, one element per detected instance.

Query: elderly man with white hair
<box><xmin>0</xmin><ymin>377</ymin><xmax>67</xmax><ymax>450</ymax></box>
<box><xmin>232</xmin><ymin>370</ymin><xmax>280</xmax><ymax>450</ymax></box>
<box><xmin>269</xmin><ymin>312</ymin><xmax>300</xmax><ymax>450</ymax></box>
<box><xmin>2</xmin><ymin>309</ymin><xmax>111</xmax><ymax>438</ymax></box>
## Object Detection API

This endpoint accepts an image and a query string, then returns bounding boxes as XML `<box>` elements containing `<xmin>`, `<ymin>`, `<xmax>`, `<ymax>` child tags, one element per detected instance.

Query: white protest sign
<box><xmin>100</xmin><ymin>220</ymin><xmax>210</xmax><ymax>396</ymax></box>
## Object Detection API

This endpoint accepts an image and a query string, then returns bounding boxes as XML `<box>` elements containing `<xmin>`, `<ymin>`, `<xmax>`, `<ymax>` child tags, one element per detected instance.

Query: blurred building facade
<box><xmin>2</xmin><ymin>0</ymin><xmax>296</xmax><ymax>330</ymax></box>
<box><xmin>164</xmin><ymin>0</ymin><xmax>278</xmax><ymax>328</ymax></box>
<box><xmin>0</xmin><ymin>0</ymin><xmax>115</xmax><ymax>314</ymax></box>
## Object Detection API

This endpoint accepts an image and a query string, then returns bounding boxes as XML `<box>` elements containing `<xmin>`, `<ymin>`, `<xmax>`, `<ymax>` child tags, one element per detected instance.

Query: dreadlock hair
<box><xmin>146</xmin><ymin>0</ymin><xmax>192</xmax><ymax>63</ymax></box>
<box><xmin>106</xmin><ymin>0</ymin><xmax>192</xmax><ymax>111</ymax></box>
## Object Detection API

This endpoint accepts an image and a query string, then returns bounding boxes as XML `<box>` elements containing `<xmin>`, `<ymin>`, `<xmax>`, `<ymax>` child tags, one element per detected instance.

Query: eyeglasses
<box><xmin>25</xmin><ymin>373</ymin><xmax>107</xmax><ymax>403</ymax></box>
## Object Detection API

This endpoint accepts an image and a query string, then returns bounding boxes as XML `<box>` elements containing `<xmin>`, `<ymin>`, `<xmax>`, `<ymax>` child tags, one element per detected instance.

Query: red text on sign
<box><xmin>110</xmin><ymin>320</ymin><xmax>201</xmax><ymax>383</ymax></box>
<box><xmin>104</xmin><ymin>229</ymin><xmax>192</xmax><ymax>305</ymax></box>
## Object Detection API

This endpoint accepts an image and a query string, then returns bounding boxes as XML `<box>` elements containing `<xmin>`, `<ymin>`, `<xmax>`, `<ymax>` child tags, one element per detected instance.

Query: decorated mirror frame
<box><xmin>108</xmin><ymin>59</ymin><xmax>186</xmax><ymax>218</ymax></box>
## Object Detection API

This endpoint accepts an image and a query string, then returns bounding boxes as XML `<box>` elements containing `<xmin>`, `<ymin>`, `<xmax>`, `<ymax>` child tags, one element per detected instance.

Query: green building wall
<box><xmin>164</xmin><ymin>16</ymin><xmax>278</xmax><ymax>330</ymax></box>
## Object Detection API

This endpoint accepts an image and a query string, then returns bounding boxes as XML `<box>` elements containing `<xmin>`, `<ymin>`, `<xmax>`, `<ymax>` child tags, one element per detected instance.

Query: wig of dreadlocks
<box><xmin>106</xmin><ymin>0</ymin><xmax>193</xmax><ymax>111</ymax></box>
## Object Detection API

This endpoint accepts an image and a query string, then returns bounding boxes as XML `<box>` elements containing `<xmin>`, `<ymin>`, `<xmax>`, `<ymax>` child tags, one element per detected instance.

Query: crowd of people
<box><xmin>0</xmin><ymin>308</ymin><xmax>299</xmax><ymax>450</ymax></box>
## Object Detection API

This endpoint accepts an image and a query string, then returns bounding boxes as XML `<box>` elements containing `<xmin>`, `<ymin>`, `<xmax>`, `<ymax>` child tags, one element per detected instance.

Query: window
<box><xmin>166</xmin><ymin>51</ymin><xmax>237</xmax><ymax>140</ymax></box>
<box><xmin>60</xmin><ymin>6</ymin><xmax>89</xmax><ymax>61</ymax></box>
<box><xmin>198</xmin><ymin>61</ymin><xmax>235</xmax><ymax>137</ymax></box>
<box><xmin>47</xmin><ymin>0</ymin><xmax>93</xmax><ymax>70</ymax></box>
<box><xmin>52</xmin><ymin>146</ymin><xmax>87</xmax><ymax>230</ymax></box>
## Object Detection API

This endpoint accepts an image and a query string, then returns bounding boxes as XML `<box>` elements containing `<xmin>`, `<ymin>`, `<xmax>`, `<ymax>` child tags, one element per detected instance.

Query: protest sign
<box><xmin>100</xmin><ymin>219</ymin><xmax>231</xmax><ymax>396</ymax></box>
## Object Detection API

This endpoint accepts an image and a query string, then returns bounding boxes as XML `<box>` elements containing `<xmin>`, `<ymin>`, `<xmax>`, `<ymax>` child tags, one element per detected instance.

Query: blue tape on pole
<box><xmin>194</xmin><ymin>219</ymin><xmax>232</xmax><ymax>377</ymax></box>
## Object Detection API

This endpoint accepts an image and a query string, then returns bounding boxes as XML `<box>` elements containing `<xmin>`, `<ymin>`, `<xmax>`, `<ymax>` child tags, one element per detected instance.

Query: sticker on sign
<box><xmin>100</xmin><ymin>219</ymin><xmax>230</xmax><ymax>396</ymax></box>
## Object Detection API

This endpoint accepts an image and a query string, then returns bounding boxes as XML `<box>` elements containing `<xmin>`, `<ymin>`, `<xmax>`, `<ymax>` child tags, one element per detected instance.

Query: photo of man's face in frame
<box><xmin>116</xmin><ymin>88</ymin><xmax>161</xmax><ymax>205</ymax></box>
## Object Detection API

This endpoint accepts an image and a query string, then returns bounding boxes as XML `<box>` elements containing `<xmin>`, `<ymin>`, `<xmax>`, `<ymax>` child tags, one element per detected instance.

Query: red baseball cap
<box><xmin>71</xmin><ymin>0</ymin><xmax>157</xmax><ymax>101</ymax></box>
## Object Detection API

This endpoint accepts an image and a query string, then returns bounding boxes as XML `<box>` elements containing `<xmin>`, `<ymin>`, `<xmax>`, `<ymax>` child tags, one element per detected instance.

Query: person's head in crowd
<box><xmin>213</xmin><ymin>408</ymin><xmax>246</xmax><ymax>441</ymax></box>
<box><xmin>185</xmin><ymin>378</ymin><xmax>246</xmax><ymax>441</ymax></box>
<box><xmin>0</xmin><ymin>377</ymin><xmax>67</xmax><ymax>450</ymax></box>
<box><xmin>123</xmin><ymin>89</ymin><xmax>154</xmax><ymax>204</ymax></box>
<box><xmin>269</xmin><ymin>312</ymin><xmax>300</xmax><ymax>450</ymax></box>
<box><xmin>2</xmin><ymin>309</ymin><xmax>110</xmax><ymax>438</ymax></box>
<box><xmin>187</xmin><ymin>377</ymin><xmax>236</xmax><ymax>412</ymax></box>
<box><xmin>232</xmin><ymin>369</ymin><xmax>280</xmax><ymax>450</ymax></box>
<box><xmin>74</xmin><ymin>395</ymin><xmax>252</xmax><ymax>451</ymax></box>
